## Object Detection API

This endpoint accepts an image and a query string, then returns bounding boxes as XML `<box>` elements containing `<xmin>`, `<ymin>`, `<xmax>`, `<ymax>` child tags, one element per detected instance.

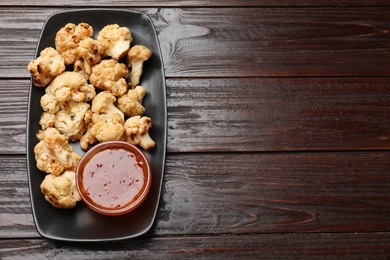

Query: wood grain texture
<box><xmin>158</xmin><ymin>152</ymin><xmax>390</xmax><ymax>234</ymax></box>
<box><xmin>3</xmin><ymin>8</ymin><xmax>390</xmax><ymax>78</ymax></box>
<box><xmin>2</xmin><ymin>233</ymin><xmax>390</xmax><ymax>259</ymax></box>
<box><xmin>167</xmin><ymin>77</ymin><xmax>390</xmax><ymax>152</ymax></box>
<box><xmin>0</xmin><ymin>80</ymin><xmax>27</xmax><ymax>154</ymax></box>
<box><xmin>3</xmin><ymin>78</ymin><xmax>390</xmax><ymax>154</ymax></box>
<box><xmin>1</xmin><ymin>0</ymin><xmax>390</xmax><ymax>7</ymax></box>
<box><xmin>0</xmin><ymin>156</ymin><xmax>36</xmax><ymax>238</ymax></box>
<box><xmin>3</xmin><ymin>152</ymin><xmax>390</xmax><ymax>238</ymax></box>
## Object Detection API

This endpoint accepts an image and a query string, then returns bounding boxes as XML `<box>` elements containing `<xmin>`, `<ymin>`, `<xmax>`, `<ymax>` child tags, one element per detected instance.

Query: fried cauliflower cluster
<box><xmin>40</xmin><ymin>72</ymin><xmax>95</xmax><ymax>114</ymax></box>
<box><xmin>127</xmin><ymin>45</ymin><xmax>152</xmax><ymax>88</ymax></box>
<box><xmin>27</xmin><ymin>47</ymin><xmax>66</xmax><ymax>87</ymax></box>
<box><xmin>80</xmin><ymin>91</ymin><xmax>125</xmax><ymax>150</ymax></box>
<box><xmin>29</xmin><ymin>21</ymin><xmax>156</xmax><ymax>209</ymax></box>
<box><xmin>97</xmin><ymin>24</ymin><xmax>132</xmax><ymax>60</ymax></box>
<box><xmin>74</xmin><ymin>38</ymin><xmax>104</xmax><ymax>76</ymax></box>
<box><xmin>55</xmin><ymin>22</ymin><xmax>93</xmax><ymax>65</ymax></box>
<box><xmin>89</xmin><ymin>59</ymin><xmax>128</xmax><ymax>96</ymax></box>
<box><xmin>124</xmin><ymin>116</ymin><xmax>155</xmax><ymax>151</ymax></box>
<box><xmin>54</xmin><ymin>101</ymin><xmax>91</xmax><ymax>141</ymax></box>
<box><xmin>34</xmin><ymin>128</ymin><xmax>80</xmax><ymax>176</ymax></box>
<box><xmin>117</xmin><ymin>85</ymin><xmax>146</xmax><ymax>117</ymax></box>
<box><xmin>41</xmin><ymin>171</ymin><xmax>81</xmax><ymax>209</ymax></box>
<box><xmin>39</xmin><ymin>102</ymin><xmax>91</xmax><ymax>143</ymax></box>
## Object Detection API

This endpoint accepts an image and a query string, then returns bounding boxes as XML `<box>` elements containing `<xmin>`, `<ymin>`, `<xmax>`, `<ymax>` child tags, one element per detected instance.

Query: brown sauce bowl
<box><xmin>76</xmin><ymin>141</ymin><xmax>152</xmax><ymax>216</ymax></box>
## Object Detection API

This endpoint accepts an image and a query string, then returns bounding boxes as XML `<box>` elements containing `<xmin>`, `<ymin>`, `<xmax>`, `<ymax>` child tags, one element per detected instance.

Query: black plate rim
<box><xmin>26</xmin><ymin>8</ymin><xmax>167</xmax><ymax>242</ymax></box>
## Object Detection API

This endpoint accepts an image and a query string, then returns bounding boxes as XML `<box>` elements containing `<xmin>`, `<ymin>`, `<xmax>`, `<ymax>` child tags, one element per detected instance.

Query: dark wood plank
<box><xmin>3</xmin><ymin>8</ymin><xmax>390</xmax><ymax>78</ymax></box>
<box><xmin>2</xmin><ymin>233</ymin><xmax>390</xmax><ymax>258</ymax></box>
<box><xmin>0</xmin><ymin>0</ymin><xmax>389</xmax><ymax>7</ymax></box>
<box><xmin>167</xmin><ymin>77</ymin><xmax>390</xmax><ymax>152</ymax></box>
<box><xmin>0</xmin><ymin>156</ymin><xmax>36</xmax><ymax>238</ymax></box>
<box><xmin>3</xmin><ymin>152</ymin><xmax>390</xmax><ymax>238</ymax></box>
<box><xmin>159</xmin><ymin>152</ymin><xmax>390</xmax><ymax>234</ymax></box>
<box><xmin>3</xmin><ymin>78</ymin><xmax>390</xmax><ymax>154</ymax></box>
<box><xmin>0</xmin><ymin>80</ymin><xmax>27</xmax><ymax>154</ymax></box>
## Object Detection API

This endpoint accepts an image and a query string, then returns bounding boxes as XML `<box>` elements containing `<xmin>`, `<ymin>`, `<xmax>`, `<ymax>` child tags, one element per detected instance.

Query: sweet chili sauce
<box><xmin>81</xmin><ymin>148</ymin><xmax>147</xmax><ymax>210</ymax></box>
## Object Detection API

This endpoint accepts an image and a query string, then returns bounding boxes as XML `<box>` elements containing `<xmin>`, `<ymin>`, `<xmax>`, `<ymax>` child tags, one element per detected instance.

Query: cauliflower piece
<box><xmin>55</xmin><ymin>101</ymin><xmax>90</xmax><ymax>142</ymax></box>
<box><xmin>97</xmin><ymin>24</ymin><xmax>132</xmax><ymax>60</ymax></box>
<box><xmin>124</xmin><ymin>116</ymin><xmax>155</xmax><ymax>151</ymax></box>
<box><xmin>91</xmin><ymin>113</ymin><xmax>125</xmax><ymax>143</ymax></box>
<box><xmin>80</xmin><ymin>92</ymin><xmax>125</xmax><ymax>150</ymax></box>
<box><xmin>40</xmin><ymin>171</ymin><xmax>81</xmax><ymax>209</ymax></box>
<box><xmin>40</xmin><ymin>72</ymin><xmax>95</xmax><ymax>114</ymax></box>
<box><xmin>39</xmin><ymin>112</ymin><xmax>56</xmax><ymax>130</ymax></box>
<box><xmin>89</xmin><ymin>59</ymin><xmax>128</xmax><ymax>96</ymax></box>
<box><xmin>27</xmin><ymin>47</ymin><xmax>66</xmax><ymax>87</ymax></box>
<box><xmin>127</xmin><ymin>45</ymin><xmax>152</xmax><ymax>88</ymax></box>
<box><xmin>55</xmin><ymin>23</ymin><xmax>93</xmax><ymax>65</ymax></box>
<box><xmin>80</xmin><ymin>127</ymin><xmax>97</xmax><ymax>150</ymax></box>
<box><xmin>40</xmin><ymin>91</ymin><xmax>64</xmax><ymax>114</ymax></box>
<box><xmin>73</xmin><ymin>59</ymin><xmax>89</xmax><ymax>79</ymax></box>
<box><xmin>91</xmin><ymin>91</ymin><xmax>124</xmax><ymax>122</ymax></box>
<box><xmin>79</xmin><ymin>110</ymin><xmax>97</xmax><ymax>150</ymax></box>
<box><xmin>73</xmin><ymin>38</ymin><xmax>104</xmax><ymax>76</ymax></box>
<box><xmin>40</xmin><ymin>101</ymin><xmax>90</xmax><ymax>141</ymax></box>
<box><xmin>117</xmin><ymin>85</ymin><xmax>146</xmax><ymax>117</ymax></box>
<box><xmin>34</xmin><ymin>128</ymin><xmax>80</xmax><ymax>175</ymax></box>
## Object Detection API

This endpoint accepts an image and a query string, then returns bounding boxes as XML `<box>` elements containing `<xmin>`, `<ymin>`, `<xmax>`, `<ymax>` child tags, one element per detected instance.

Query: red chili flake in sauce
<box><xmin>81</xmin><ymin>148</ymin><xmax>146</xmax><ymax>209</ymax></box>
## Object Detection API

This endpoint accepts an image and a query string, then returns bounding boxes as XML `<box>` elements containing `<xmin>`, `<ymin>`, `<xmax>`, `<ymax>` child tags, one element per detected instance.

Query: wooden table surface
<box><xmin>2</xmin><ymin>1</ymin><xmax>390</xmax><ymax>258</ymax></box>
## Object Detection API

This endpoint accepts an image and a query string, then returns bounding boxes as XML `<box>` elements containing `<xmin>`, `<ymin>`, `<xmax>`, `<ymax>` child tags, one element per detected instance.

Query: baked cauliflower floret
<box><xmin>55</xmin><ymin>101</ymin><xmax>90</xmax><ymax>142</ymax></box>
<box><xmin>91</xmin><ymin>91</ymin><xmax>124</xmax><ymax>122</ymax></box>
<box><xmin>97</xmin><ymin>24</ymin><xmax>132</xmax><ymax>60</ymax></box>
<box><xmin>91</xmin><ymin>113</ymin><xmax>125</xmax><ymax>143</ymax></box>
<box><xmin>79</xmin><ymin>110</ymin><xmax>97</xmax><ymax>150</ymax></box>
<box><xmin>124</xmin><ymin>116</ymin><xmax>155</xmax><ymax>151</ymax></box>
<box><xmin>55</xmin><ymin>23</ymin><xmax>93</xmax><ymax>65</ymax></box>
<box><xmin>34</xmin><ymin>128</ymin><xmax>80</xmax><ymax>175</ymax></box>
<box><xmin>80</xmin><ymin>92</ymin><xmax>125</xmax><ymax>150</ymax></box>
<box><xmin>80</xmin><ymin>127</ymin><xmax>97</xmax><ymax>151</ymax></box>
<box><xmin>40</xmin><ymin>171</ymin><xmax>81</xmax><ymax>209</ymax></box>
<box><xmin>40</xmin><ymin>89</ymin><xmax>67</xmax><ymax>114</ymax></box>
<box><xmin>39</xmin><ymin>112</ymin><xmax>56</xmax><ymax>130</ymax></box>
<box><xmin>27</xmin><ymin>47</ymin><xmax>66</xmax><ymax>87</ymax></box>
<box><xmin>40</xmin><ymin>72</ymin><xmax>96</xmax><ymax>114</ymax></box>
<box><xmin>127</xmin><ymin>45</ymin><xmax>152</xmax><ymax>88</ymax></box>
<box><xmin>117</xmin><ymin>85</ymin><xmax>146</xmax><ymax>117</ymax></box>
<box><xmin>73</xmin><ymin>60</ymin><xmax>88</xmax><ymax>79</ymax></box>
<box><xmin>89</xmin><ymin>59</ymin><xmax>128</xmax><ymax>96</ymax></box>
<box><xmin>73</xmin><ymin>38</ymin><xmax>104</xmax><ymax>76</ymax></box>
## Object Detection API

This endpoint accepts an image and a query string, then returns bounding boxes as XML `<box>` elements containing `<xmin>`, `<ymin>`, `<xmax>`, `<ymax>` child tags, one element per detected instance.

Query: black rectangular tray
<box><xmin>26</xmin><ymin>9</ymin><xmax>167</xmax><ymax>242</ymax></box>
